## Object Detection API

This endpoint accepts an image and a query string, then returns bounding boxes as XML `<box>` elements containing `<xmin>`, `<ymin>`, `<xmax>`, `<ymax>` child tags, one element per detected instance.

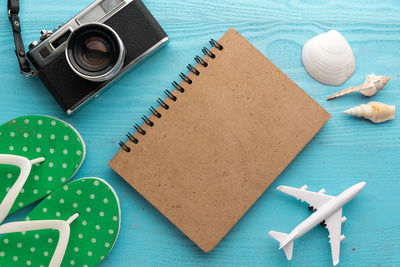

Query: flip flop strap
<box><xmin>0</xmin><ymin>154</ymin><xmax>45</xmax><ymax>223</ymax></box>
<box><xmin>0</xmin><ymin>213</ymin><xmax>79</xmax><ymax>267</ymax></box>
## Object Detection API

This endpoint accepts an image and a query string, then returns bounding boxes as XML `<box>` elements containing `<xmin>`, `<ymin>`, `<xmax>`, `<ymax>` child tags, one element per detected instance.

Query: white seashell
<box><xmin>302</xmin><ymin>30</ymin><xmax>355</xmax><ymax>86</ymax></box>
<box><xmin>342</xmin><ymin>102</ymin><xmax>396</xmax><ymax>123</ymax></box>
<box><xmin>327</xmin><ymin>73</ymin><xmax>391</xmax><ymax>100</ymax></box>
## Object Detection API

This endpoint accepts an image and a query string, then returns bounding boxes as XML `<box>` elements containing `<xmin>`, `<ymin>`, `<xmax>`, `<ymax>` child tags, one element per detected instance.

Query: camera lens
<box><xmin>66</xmin><ymin>23</ymin><xmax>125</xmax><ymax>82</ymax></box>
<box><xmin>79</xmin><ymin>36</ymin><xmax>112</xmax><ymax>70</ymax></box>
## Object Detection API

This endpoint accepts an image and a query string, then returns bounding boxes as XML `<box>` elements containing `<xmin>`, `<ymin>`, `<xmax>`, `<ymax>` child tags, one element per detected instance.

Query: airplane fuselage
<box><xmin>287</xmin><ymin>182</ymin><xmax>365</xmax><ymax>240</ymax></box>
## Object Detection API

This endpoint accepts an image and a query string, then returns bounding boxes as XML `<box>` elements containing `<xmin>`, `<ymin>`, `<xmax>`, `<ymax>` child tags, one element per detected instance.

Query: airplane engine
<box><xmin>341</xmin><ymin>216</ymin><xmax>347</xmax><ymax>223</ymax></box>
<box><xmin>340</xmin><ymin>235</ymin><xmax>345</xmax><ymax>242</ymax></box>
<box><xmin>318</xmin><ymin>188</ymin><xmax>326</xmax><ymax>194</ymax></box>
<box><xmin>300</xmin><ymin>185</ymin><xmax>308</xmax><ymax>191</ymax></box>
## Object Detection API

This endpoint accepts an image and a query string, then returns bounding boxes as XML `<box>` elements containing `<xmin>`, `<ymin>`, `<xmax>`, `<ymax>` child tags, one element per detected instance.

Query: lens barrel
<box><xmin>66</xmin><ymin>23</ymin><xmax>125</xmax><ymax>82</ymax></box>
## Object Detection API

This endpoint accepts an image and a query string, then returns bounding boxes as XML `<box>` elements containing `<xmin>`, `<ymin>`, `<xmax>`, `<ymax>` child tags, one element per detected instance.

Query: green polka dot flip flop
<box><xmin>0</xmin><ymin>177</ymin><xmax>121</xmax><ymax>267</ymax></box>
<box><xmin>0</xmin><ymin>115</ymin><xmax>86</xmax><ymax>223</ymax></box>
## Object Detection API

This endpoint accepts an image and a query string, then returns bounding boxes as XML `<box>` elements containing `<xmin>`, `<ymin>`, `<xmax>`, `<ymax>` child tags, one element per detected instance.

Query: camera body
<box><xmin>27</xmin><ymin>0</ymin><xmax>168</xmax><ymax>115</ymax></box>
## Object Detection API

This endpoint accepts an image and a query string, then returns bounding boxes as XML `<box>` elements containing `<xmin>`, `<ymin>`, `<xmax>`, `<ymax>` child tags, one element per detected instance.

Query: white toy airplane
<box><xmin>269</xmin><ymin>182</ymin><xmax>366</xmax><ymax>266</ymax></box>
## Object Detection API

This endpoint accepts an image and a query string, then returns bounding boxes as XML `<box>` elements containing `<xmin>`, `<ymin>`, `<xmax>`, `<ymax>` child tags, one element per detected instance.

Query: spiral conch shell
<box><xmin>327</xmin><ymin>74</ymin><xmax>391</xmax><ymax>100</ymax></box>
<box><xmin>342</xmin><ymin>102</ymin><xmax>396</xmax><ymax>123</ymax></box>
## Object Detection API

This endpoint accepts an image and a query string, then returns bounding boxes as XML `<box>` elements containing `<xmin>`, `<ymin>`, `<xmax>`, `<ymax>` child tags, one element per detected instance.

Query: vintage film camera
<box><xmin>8</xmin><ymin>0</ymin><xmax>168</xmax><ymax>115</ymax></box>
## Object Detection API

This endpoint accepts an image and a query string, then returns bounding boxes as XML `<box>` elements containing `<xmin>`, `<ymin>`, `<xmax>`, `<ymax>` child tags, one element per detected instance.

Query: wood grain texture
<box><xmin>0</xmin><ymin>0</ymin><xmax>399</xmax><ymax>266</ymax></box>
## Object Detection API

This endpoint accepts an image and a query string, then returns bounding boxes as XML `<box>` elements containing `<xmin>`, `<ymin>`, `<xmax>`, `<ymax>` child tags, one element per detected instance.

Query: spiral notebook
<box><xmin>109</xmin><ymin>28</ymin><xmax>331</xmax><ymax>252</ymax></box>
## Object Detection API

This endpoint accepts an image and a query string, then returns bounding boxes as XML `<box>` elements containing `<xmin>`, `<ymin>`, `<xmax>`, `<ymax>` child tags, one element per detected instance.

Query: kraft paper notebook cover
<box><xmin>109</xmin><ymin>28</ymin><xmax>331</xmax><ymax>252</ymax></box>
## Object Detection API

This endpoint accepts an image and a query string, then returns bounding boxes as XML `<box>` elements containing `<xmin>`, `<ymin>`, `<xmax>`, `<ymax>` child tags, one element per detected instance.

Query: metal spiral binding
<box><xmin>134</xmin><ymin>124</ymin><xmax>146</xmax><ymax>135</ymax></box>
<box><xmin>179</xmin><ymin>72</ymin><xmax>192</xmax><ymax>84</ymax></box>
<box><xmin>157</xmin><ymin>98</ymin><xmax>169</xmax><ymax>110</ymax></box>
<box><xmin>202</xmin><ymin>47</ymin><xmax>215</xmax><ymax>59</ymax></box>
<box><xmin>119</xmin><ymin>142</ymin><xmax>131</xmax><ymax>152</ymax></box>
<box><xmin>149</xmin><ymin>106</ymin><xmax>161</xmax><ymax>118</ymax></box>
<box><xmin>119</xmin><ymin>37</ymin><xmax>223</xmax><ymax>152</ymax></box>
<box><xmin>164</xmin><ymin>89</ymin><xmax>177</xmax><ymax>101</ymax></box>
<box><xmin>195</xmin><ymin>55</ymin><xmax>208</xmax><ymax>67</ymax></box>
<box><xmin>126</xmin><ymin>132</ymin><xmax>138</xmax><ymax>144</ymax></box>
<box><xmin>187</xmin><ymin>64</ymin><xmax>200</xmax><ymax>76</ymax></box>
<box><xmin>142</xmin><ymin>115</ymin><xmax>154</xmax><ymax>127</ymax></box>
<box><xmin>210</xmin><ymin>39</ymin><xmax>223</xmax><ymax>50</ymax></box>
<box><xmin>172</xmin><ymin>81</ymin><xmax>184</xmax><ymax>93</ymax></box>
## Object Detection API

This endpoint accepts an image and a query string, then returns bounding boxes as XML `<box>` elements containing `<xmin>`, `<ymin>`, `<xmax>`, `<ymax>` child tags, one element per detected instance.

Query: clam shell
<box><xmin>302</xmin><ymin>30</ymin><xmax>355</xmax><ymax>86</ymax></box>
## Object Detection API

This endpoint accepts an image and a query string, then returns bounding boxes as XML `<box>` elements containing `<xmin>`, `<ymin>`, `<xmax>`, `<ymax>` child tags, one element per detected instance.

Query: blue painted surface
<box><xmin>1</xmin><ymin>0</ymin><xmax>399</xmax><ymax>266</ymax></box>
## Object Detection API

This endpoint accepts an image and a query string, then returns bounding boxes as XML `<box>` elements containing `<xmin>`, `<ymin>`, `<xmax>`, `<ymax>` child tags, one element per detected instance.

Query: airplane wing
<box><xmin>325</xmin><ymin>209</ymin><xmax>343</xmax><ymax>266</ymax></box>
<box><xmin>277</xmin><ymin>185</ymin><xmax>334</xmax><ymax>209</ymax></box>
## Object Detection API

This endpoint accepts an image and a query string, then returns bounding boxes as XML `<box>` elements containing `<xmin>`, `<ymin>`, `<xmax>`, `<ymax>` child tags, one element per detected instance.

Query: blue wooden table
<box><xmin>1</xmin><ymin>0</ymin><xmax>399</xmax><ymax>266</ymax></box>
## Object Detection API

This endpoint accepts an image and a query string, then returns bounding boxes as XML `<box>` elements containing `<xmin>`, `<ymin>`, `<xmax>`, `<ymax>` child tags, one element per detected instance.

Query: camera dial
<box><xmin>29</xmin><ymin>40</ymin><xmax>40</xmax><ymax>50</ymax></box>
<box><xmin>65</xmin><ymin>23</ymin><xmax>126</xmax><ymax>82</ymax></box>
<box><xmin>40</xmin><ymin>30</ymin><xmax>53</xmax><ymax>41</ymax></box>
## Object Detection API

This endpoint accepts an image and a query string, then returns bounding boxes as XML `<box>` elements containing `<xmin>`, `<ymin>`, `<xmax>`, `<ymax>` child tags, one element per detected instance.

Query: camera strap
<box><xmin>8</xmin><ymin>0</ymin><xmax>36</xmax><ymax>77</ymax></box>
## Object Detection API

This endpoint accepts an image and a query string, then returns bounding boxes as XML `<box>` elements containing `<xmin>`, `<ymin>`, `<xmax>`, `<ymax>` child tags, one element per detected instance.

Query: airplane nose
<box><xmin>356</xmin><ymin>182</ymin><xmax>366</xmax><ymax>191</ymax></box>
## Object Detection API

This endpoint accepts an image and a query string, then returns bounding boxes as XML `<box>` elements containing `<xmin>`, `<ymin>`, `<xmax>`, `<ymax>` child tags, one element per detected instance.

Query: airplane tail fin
<box><xmin>269</xmin><ymin>231</ymin><xmax>294</xmax><ymax>261</ymax></box>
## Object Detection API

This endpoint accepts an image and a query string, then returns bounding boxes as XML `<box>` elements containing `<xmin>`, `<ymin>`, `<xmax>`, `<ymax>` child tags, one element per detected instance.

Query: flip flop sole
<box><xmin>0</xmin><ymin>178</ymin><xmax>120</xmax><ymax>267</ymax></box>
<box><xmin>0</xmin><ymin>115</ymin><xmax>86</xmax><ymax>214</ymax></box>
